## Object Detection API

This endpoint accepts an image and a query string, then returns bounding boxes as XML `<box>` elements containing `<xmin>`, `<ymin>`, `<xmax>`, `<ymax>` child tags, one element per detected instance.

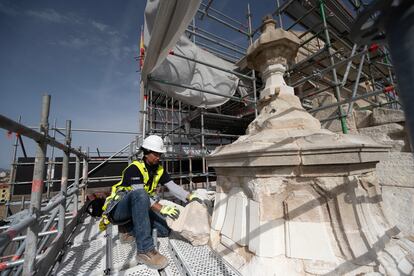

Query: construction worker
<box><xmin>99</xmin><ymin>134</ymin><xmax>201</xmax><ymax>270</ymax></box>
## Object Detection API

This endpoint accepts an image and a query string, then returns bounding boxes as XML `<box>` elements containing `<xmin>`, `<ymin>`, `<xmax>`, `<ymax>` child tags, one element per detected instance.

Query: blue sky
<box><xmin>0</xmin><ymin>0</ymin><xmax>297</xmax><ymax>169</ymax></box>
<box><xmin>0</xmin><ymin>0</ymin><xmax>147</xmax><ymax>168</ymax></box>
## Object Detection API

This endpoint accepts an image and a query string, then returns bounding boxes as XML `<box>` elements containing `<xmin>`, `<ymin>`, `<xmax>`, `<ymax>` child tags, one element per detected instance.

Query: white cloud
<box><xmin>4</xmin><ymin>4</ymin><xmax>133</xmax><ymax>61</ymax></box>
<box><xmin>92</xmin><ymin>20</ymin><xmax>108</xmax><ymax>32</ymax></box>
<box><xmin>26</xmin><ymin>9</ymin><xmax>81</xmax><ymax>24</ymax></box>
<box><xmin>59</xmin><ymin>37</ymin><xmax>89</xmax><ymax>49</ymax></box>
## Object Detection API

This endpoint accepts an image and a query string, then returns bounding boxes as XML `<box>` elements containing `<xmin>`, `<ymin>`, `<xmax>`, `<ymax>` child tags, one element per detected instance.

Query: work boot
<box><xmin>119</xmin><ymin>232</ymin><xmax>135</xmax><ymax>243</ymax></box>
<box><xmin>136</xmin><ymin>249</ymin><xmax>168</xmax><ymax>270</ymax></box>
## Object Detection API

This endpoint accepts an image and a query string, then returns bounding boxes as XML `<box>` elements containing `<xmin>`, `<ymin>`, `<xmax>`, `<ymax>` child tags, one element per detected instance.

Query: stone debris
<box><xmin>165</xmin><ymin>201</ymin><xmax>211</xmax><ymax>246</ymax></box>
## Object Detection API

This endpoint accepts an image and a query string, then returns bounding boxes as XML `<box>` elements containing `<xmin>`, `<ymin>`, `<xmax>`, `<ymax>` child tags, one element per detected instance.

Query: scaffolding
<box><xmin>0</xmin><ymin>1</ymin><xmax>404</xmax><ymax>274</ymax></box>
<box><xmin>139</xmin><ymin>0</ymin><xmax>400</xmax><ymax>190</ymax></box>
<box><xmin>275</xmin><ymin>0</ymin><xmax>401</xmax><ymax>130</ymax></box>
<box><xmin>141</xmin><ymin>2</ymin><xmax>259</xmax><ymax>191</ymax></box>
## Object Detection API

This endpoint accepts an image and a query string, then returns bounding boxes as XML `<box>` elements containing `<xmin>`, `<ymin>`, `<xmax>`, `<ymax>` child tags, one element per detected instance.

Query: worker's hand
<box><xmin>160</xmin><ymin>205</ymin><xmax>180</xmax><ymax>220</ymax></box>
<box><xmin>188</xmin><ymin>192</ymin><xmax>203</xmax><ymax>204</ymax></box>
<box><xmin>99</xmin><ymin>215</ymin><xmax>110</xmax><ymax>232</ymax></box>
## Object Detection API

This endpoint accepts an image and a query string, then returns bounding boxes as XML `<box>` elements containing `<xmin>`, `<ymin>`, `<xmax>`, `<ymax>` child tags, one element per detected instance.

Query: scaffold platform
<box><xmin>56</xmin><ymin>212</ymin><xmax>240</xmax><ymax>276</ymax></box>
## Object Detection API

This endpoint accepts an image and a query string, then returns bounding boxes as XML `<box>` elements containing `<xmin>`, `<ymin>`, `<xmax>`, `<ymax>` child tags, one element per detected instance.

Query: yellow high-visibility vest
<box><xmin>102</xmin><ymin>160</ymin><xmax>164</xmax><ymax>212</ymax></box>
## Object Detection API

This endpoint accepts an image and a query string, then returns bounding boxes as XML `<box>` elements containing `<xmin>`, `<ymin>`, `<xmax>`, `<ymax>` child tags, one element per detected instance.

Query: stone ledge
<box><xmin>213</xmin><ymin>162</ymin><xmax>377</xmax><ymax>178</ymax></box>
<box><xmin>208</xmin><ymin>149</ymin><xmax>387</xmax><ymax>168</ymax></box>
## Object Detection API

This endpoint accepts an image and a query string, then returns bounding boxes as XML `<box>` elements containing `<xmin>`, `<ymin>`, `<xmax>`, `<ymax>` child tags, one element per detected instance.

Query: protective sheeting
<box><xmin>142</xmin><ymin>0</ymin><xmax>200</xmax><ymax>76</ymax></box>
<box><xmin>143</xmin><ymin>0</ymin><xmax>241</xmax><ymax>108</ymax></box>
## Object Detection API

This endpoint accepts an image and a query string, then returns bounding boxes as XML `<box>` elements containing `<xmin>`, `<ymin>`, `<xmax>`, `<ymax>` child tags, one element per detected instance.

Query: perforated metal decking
<box><xmin>56</xmin><ymin>214</ymin><xmax>160</xmax><ymax>276</ymax></box>
<box><xmin>168</xmin><ymin>238</ymin><xmax>241</xmax><ymax>276</ymax></box>
<box><xmin>56</xmin><ymin>212</ymin><xmax>240</xmax><ymax>276</ymax></box>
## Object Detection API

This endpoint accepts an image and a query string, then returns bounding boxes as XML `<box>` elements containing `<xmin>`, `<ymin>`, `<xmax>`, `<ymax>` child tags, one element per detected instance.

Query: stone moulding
<box><xmin>208</xmin><ymin>136</ymin><xmax>389</xmax><ymax>168</ymax></box>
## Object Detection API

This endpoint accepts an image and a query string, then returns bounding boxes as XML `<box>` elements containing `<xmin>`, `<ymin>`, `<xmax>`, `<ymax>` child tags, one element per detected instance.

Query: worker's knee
<box><xmin>129</xmin><ymin>189</ymin><xmax>150</xmax><ymax>203</ymax></box>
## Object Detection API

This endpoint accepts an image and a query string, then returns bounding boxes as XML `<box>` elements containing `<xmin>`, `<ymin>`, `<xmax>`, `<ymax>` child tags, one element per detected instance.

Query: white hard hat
<box><xmin>141</xmin><ymin>135</ymin><xmax>166</xmax><ymax>153</ymax></box>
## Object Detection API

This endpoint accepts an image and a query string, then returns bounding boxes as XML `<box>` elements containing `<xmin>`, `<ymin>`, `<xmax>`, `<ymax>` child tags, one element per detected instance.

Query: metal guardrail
<box><xmin>0</xmin><ymin>95</ymin><xmax>88</xmax><ymax>275</ymax></box>
<box><xmin>0</xmin><ymin>94</ymin><xmax>143</xmax><ymax>275</ymax></box>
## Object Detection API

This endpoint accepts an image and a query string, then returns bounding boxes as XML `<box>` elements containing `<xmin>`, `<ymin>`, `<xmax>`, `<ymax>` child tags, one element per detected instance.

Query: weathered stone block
<box><xmin>216</xmin><ymin>175</ymin><xmax>240</xmax><ymax>193</ymax></box>
<box><xmin>354</xmin><ymin>109</ymin><xmax>372</xmax><ymax>128</ymax></box>
<box><xmin>310</xmin><ymin>92</ymin><xmax>357</xmax><ymax>133</ymax></box>
<box><xmin>232</xmin><ymin>193</ymin><xmax>249</xmax><ymax>246</ymax></box>
<box><xmin>215</xmin><ymin>242</ymin><xmax>247</xmax><ymax>270</ymax></box>
<box><xmin>376</xmin><ymin>152</ymin><xmax>414</xmax><ymax>188</ymax></box>
<box><xmin>211</xmin><ymin>192</ymin><xmax>228</xmax><ymax>231</ymax></box>
<box><xmin>221</xmin><ymin>188</ymin><xmax>240</xmax><ymax>239</ymax></box>
<box><xmin>209</xmin><ymin>228</ymin><xmax>221</xmax><ymax>249</ymax></box>
<box><xmin>381</xmin><ymin>186</ymin><xmax>414</xmax><ymax>234</ymax></box>
<box><xmin>165</xmin><ymin>201</ymin><xmax>211</xmax><ymax>246</ymax></box>
<box><xmin>358</xmin><ymin>123</ymin><xmax>410</xmax><ymax>152</ymax></box>
<box><xmin>372</xmin><ymin>107</ymin><xmax>405</xmax><ymax>126</ymax></box>
<box><xmin>248</xmin><ymin>199</ymin><xmax>285</xmax><ymax>257</ymax></box>
<box><xmin>286</xmin><ymin>221</ymin><xmax>336</xmax><ymax>261</ymax></box>
<box><xmin>285</xmin><ymin>189</ymin><xmax>325</xmax><ymax>222</ymax></box>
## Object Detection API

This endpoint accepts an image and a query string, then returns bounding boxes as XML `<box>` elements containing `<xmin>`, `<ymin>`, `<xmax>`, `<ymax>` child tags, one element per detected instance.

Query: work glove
<box><xmin>160</xmin><ymin>205</ymin><xmax>180</xmax><ymax>220</ymax></box>
<box><xmin>188</xmin><ymin>192</ymin><xmax>203</xmax><ymax>204</ymax></box>
<box><xmin>99</xmin><ymin>214</ymin><xmax>110</xmax><ymax>232</ymax></box>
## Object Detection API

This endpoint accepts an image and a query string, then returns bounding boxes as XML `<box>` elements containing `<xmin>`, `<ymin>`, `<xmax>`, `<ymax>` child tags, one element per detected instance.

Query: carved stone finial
<box><xmin>246</xmin><ymin>15</ymin><xmax>300</xmax><ymax>72</ymax></box>
<box><xmin>260</xmin><ymin>15</ymin><xmax>277</xmax><ymax>33</ymax></box>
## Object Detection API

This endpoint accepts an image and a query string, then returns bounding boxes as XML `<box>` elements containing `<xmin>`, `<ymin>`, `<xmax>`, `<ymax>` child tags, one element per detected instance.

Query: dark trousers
<box><xmin>110</xmin><ymin>189</ymin><xmax>170</xmax><ymax>253</ymax></box>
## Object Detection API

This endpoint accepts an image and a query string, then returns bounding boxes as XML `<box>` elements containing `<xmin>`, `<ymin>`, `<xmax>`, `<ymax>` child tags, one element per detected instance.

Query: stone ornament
<box><xmin>207</xmin><ymin>15</ymin><xmax>414</xmax><ymax>275</ymax></box>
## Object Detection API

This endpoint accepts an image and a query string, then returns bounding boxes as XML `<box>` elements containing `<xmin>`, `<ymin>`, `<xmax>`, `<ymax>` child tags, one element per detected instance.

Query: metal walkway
<box><xmin>56</xmin><ymin>212</ymin><xmax>240</xmax><ymax>276</ymax></box>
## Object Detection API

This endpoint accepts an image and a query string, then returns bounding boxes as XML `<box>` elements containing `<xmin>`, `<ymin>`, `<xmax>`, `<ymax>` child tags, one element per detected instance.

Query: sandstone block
<box><xmin>233</xmin><ymin>194</ymin><xmax>249</xmax><ymax>246</ymax></box>
<box><xmin>216</xmin><ymin>243</ymin><xmax>247</xmax><ymax>270</ymax></box>
<box><xmin>372</xmin><ymin>107</ymin><xmax>405</xmax><ymax>126</ymax></box>
<box><xmin>209</xmin><ymin>228</ymin><xmax>221</xmax><ymax>249</ymax></box>
<box><xmin>248</xmin><ymin>199</ymin><xmax>285</xmax><ymax>257</ymax></box>
<box><xmin>286</xmin><ymin>221</ymin><xmax>336</xmax><ymax>261</ymax></box>
<box><xmin>376</xmin><ymin>152</ymin><xmax>414</xmax><ymax>188</ymax></box>
<box><xmin>221</xmin><ymin>233</ymin><xmax>238</xmax><ymax>250</ymax></box>
<box><xmin>221</xmin><ymin>187</ymin><xmax>243</xmax><ymax>238</ymax></box>
<box><xmin>358</xmin><ymin>123</ymin><xmax>410</xmax><ymax>152</ymax></box>
<box><xmin>354</xmin><ymin>109</ymin><xmax>372</xmax><ymax>128</ymax></box>
<box><xmin>310</xmin><ymin>92</ymin><xmax>357</xmax><ymax>133</ymax></box>
<box><xmin>211</xmin><ymin>192</ymin><xmax>228</xmax><ymax>231</ymax></box>
<box><xmin>166</xmin><ymin>201</ymin><xmax>210</xmax><ymax>246</ymax></box>
<box><xmin>285</xmin><ymin>190</ymin><xmax>325</xmax><ymax>222</ymax></box>
<box><xmin>381</xmin><ymin>186</ymin><xmax>414</xmax><ymax>235</ymax></box>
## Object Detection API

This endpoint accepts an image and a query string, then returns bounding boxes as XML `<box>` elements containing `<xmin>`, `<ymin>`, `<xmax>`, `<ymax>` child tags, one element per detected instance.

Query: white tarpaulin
<box><xmin>143</xmin><ymin>0</ymin><xmax>241</xmax><ymax>108</ymax></box>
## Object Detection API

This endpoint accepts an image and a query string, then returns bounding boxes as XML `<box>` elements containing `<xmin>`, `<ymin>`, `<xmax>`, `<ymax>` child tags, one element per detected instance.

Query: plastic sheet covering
<box><xmin>143</xmin><ymin>0</ymin><xmax>241</xmax><ymax>108</ymax></box>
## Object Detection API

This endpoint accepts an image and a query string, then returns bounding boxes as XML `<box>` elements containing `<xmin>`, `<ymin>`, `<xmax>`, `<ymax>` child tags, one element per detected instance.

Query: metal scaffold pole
<box><xmin>22</xmin><ymin>94</ymin><xmax>50</xmax><ymax>275</ymax></box>
<box><xmin>73</xmin><ymin>151</ymin><xmax>80</xmax><ymax>215</ymax></box>
<box><xmin>46</xmin><ymin>119</ymin><xmax>57</xmax><ymax>200</ymax></box>
<box><xmin>319</xmin><ymin>0</ymin><xmax>348</xmax><ymax>134</ymax></box>
<box><xmin>200</xmin><ymin>109</ymin><xmax>207</xmax><ymax>188</ymax></box>
<box><xmin>247</xmin><ymin>3</ymin><xmax>258</xmax><ymax>118</ymax></box>
<box><xmin>178</xmin><ymin>101</ymin><xmax>183</xmax><ymax>186</ymax></box>
<box><xmin>6</xmin><ymin>116</ymin><xmax>21</xmax><ymax>217</ymax></box>
<box><xmin>58</xmin><ymin>120</ymin><xmax>71</xmax><ymax>238</ymax></box>
<box><xmin>81</xmin><ymin>157</ymin><xmax>88</xmax><ymax>205</ymax></box>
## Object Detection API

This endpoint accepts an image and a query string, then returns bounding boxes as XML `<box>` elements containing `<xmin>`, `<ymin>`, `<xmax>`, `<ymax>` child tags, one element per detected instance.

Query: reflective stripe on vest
<box><xmin>102</xmin><ymin>160</ymin><xmax>164</xmax><ymax>212</ymax></box>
